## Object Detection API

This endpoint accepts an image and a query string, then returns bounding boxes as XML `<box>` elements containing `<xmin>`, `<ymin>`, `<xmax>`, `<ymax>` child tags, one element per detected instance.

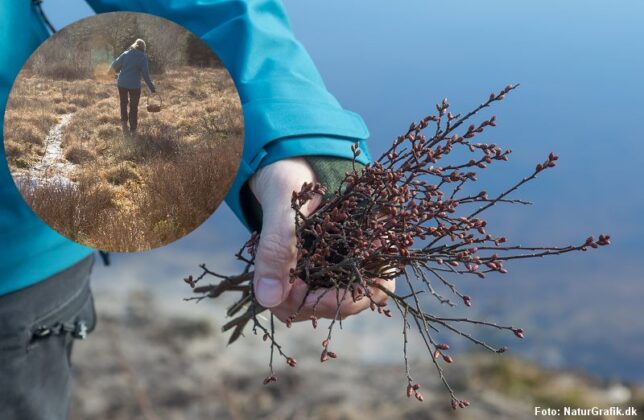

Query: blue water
<box><xmin>43</xmin><ymin>1</ymin><xmax>644</xmax><ymax>382</ymax></box>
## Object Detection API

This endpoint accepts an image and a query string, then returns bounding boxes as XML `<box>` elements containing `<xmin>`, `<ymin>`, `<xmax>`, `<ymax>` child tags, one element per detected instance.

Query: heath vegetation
<box><xmin>4</xmin><ymin>13</ymin><xmax>243</xmax><ymax>251</ymax></box>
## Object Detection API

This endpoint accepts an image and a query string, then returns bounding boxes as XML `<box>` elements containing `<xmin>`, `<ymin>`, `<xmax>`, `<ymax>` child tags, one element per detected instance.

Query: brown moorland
<box><xmin>5</xmin><ymin>65</ymin><xmax>242</xmax><ymax>251</ymax></box>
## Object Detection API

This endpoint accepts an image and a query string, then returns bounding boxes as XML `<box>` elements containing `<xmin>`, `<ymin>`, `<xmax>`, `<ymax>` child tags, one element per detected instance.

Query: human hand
<box><xmin>249</xmin><ymin>157</ymin><xmax>395</xmax><ymax>323</ymax></box>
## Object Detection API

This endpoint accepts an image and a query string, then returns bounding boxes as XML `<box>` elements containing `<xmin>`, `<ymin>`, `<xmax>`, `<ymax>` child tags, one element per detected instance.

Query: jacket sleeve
<box><xmin>110</xmin><ymin>52</ymin><xmax>125</xmax><ymax>72</ymax></box>
<box><xmin>141</xmin><ymin>56</ymin><xmax>156</xmax><ymax>92</ymax></box>
<box><xmin>85</xmin><ymin>0</ymin><xmax>371</xmax><ymax>229</ymax></box>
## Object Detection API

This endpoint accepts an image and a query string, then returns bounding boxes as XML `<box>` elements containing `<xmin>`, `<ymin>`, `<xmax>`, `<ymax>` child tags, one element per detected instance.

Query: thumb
<box><xmin>250</xmin><ymin>158</ymin><xmax>319</xmax><ymax>308</ymax></box>
<box><xmin>253</xmin><ymin>205</ymin><xmax>297</xmax><ymax>308</ymax></box>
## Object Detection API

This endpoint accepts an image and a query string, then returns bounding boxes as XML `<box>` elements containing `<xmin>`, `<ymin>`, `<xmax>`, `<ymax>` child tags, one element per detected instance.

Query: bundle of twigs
<box><xmin>185</xmin><ymin>85</ymin><xmax>609</xmax><ymax>409</ymax></box>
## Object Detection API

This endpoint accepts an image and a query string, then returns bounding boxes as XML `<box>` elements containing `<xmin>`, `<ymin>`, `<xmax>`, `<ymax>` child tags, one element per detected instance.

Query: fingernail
<box><xmin>255</xmin><ymin>277</ymin><xmax>283</xmax><ymax>308</ymax></box>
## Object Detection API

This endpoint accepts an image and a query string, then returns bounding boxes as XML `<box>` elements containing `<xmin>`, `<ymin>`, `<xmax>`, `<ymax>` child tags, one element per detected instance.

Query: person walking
<box><xmin>109</xmin><ymin>38</ymin><xmax>156</xmax><ymax>133</ymax></box>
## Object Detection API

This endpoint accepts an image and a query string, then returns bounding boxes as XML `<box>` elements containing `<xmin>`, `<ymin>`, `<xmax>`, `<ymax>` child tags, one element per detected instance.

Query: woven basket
<box><xmin>146</xmin><ymin>95</ymin><xmax>162</xmax><ymax>113</ymax></box>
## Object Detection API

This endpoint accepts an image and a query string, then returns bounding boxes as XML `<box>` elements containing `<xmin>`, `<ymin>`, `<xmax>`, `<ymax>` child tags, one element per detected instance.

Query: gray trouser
<box><xmin>0</xmin><ymin>256</ymin><xmax>96</xmax><ymax>420</ymax></box>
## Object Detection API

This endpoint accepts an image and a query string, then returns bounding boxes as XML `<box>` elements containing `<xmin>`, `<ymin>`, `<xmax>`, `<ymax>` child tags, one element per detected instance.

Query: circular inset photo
<box><xmin>4</xmin><ymin>12</ymin><xmax>243</xmax><ymax>252</ymax></box>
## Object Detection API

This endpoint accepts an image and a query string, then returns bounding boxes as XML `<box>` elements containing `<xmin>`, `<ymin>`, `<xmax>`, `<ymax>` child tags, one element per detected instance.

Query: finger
<box><xmin>273</xmin><ymin>277</ymin><xmax>396</xmax><ymax>322</ymax></box>
<box><xmin>252</xmin><ymin>206</ymin><xmax>298</xmax><ymax>308</ymax></box>
<box><xmin>269</xmin><ymin>279</ymin><xmax>315</xmax><ymax>322</ymax></box>
<box><xmin>250</xmin><ymin>159</ymin><xmax>319</xmax><ymax>308</ymax></box>
<box><xmin>315</xmin><ymin>278</ymin><xmax>396</xmax><ymax>318</ymax></box>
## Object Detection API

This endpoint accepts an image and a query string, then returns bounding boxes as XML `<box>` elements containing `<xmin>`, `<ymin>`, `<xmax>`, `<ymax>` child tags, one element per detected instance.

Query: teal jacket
<box><xmin>0</xmin><ymin>0</ymin><xmax>370</xmax><ymax>296</ymax></box>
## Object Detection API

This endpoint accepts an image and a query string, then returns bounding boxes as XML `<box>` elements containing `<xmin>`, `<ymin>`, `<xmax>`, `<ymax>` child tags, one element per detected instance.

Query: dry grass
<box><xmin>4</xmin><ymin>83</ymin><xmax>61</xmax><ymax>168</ymax></box>
<box><xmin>17</xmin><ymin>176</ymin><xmax>118</xmax><ymax>244</ymax></box>
<box><xmin>65</xmin><ymin>145</ymin><xmax>95</xmax><ymax>164</ymax></box>
<box><xmin>104</xmin><ymin>163</ymin><xmax>140</xmax><ymax>186</ymax></box>
<box><xmin>5</xmin><ymin>67</ymin><xmax>242</xmax><ymax>251</ymax></box>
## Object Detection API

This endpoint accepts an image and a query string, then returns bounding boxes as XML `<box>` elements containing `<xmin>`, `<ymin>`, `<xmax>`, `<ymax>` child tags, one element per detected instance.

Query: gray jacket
<box><xmin>110</xmin><ymin>48</ymin><xmax>156</xmax><ymax>92</ymax></box>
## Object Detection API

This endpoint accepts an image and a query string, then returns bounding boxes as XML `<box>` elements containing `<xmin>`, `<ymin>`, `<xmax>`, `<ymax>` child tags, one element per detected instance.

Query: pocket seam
<box><xmin>29</xmin><ymin>284</ymin><xmax>91</xmax><ymax>335</ymax></box>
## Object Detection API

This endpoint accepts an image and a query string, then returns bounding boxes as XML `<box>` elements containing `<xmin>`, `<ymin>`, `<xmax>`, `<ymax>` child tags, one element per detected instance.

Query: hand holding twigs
<box><xmin>185</xmin><ymin>85</ymin><xmax>610</xmax><ymax>409</ymax></box>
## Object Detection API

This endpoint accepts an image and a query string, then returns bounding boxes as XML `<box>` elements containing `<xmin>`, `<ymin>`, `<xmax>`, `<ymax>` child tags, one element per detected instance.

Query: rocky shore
<box><xmin>68</xmin><ymin>291</ymin><xmax>643</xmax><ymax>420</ymax></box>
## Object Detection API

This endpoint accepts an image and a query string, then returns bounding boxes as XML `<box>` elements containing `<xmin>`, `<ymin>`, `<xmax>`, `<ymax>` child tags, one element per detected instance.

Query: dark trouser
<box><xmin>0</xmin><ymin>256</ymin><xmax>96</xmax><ymax>420</ymax></box>
<box><xmin>118</xmin><ymin>87</ymin><xmax>141</xmax><ymax>132</ymax></box>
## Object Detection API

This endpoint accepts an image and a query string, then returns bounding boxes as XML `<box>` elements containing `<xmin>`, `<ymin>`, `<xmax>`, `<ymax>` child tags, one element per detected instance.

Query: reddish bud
<box><xmin>443</xmin><ymin>355</ymin><xmax>454</xmax><ymax>364</ymax></box>
<box><xmin>263</xmin><ymin>375</ymin><xmax>277</xmax><ymax>385</ymax></box>
<box><xmin>597</xmin><ymin>234</ymin><xmax>611</xmax><ymax>246</ymax></box>
<box><xmin>462</xmin><ymin>295</ymin><xmax>472</xmax><ymax>307</ymax></box>
<box><xmin>286</xmin><ymin>357</ymin><xmax>297</xmax><ymax>367</ymax></box>
<box><xmin>183</xmin><ymin>275</ymin><xmax>195</xmax><ymax>288</ymax></box>
<box><xmin>513</xmin><ymin>328</ymin><xmax>525</xmax><ymax>339</ymax></box>
<box><xmin>436</xmin><ymin>343</ymin><xmax>450</xmax><ymax>350</ymax></box>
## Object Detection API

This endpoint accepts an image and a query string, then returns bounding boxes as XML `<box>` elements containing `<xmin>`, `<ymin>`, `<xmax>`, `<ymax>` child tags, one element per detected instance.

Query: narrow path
<box><xmin>35</xmin><ymin>112</ymin><xmax>76</xmax><ymax>180</ymax></box>
<box><xmin>17</xmin><ymin>112</ymin><xmax>77</xmax><ymax>188</ymax></box>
